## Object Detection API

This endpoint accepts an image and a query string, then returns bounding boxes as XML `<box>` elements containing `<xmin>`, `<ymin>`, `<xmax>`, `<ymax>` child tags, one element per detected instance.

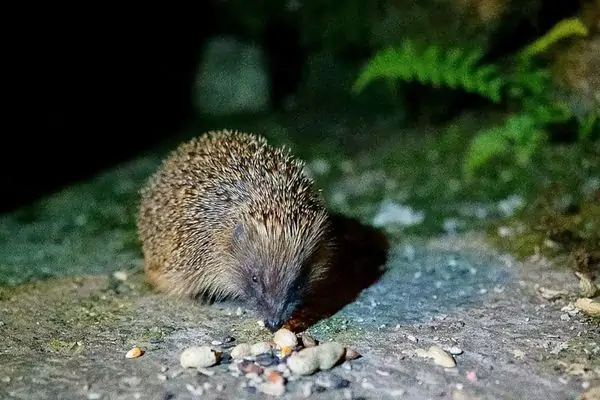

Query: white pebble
<box><xmin>231</xmin><ymin>343</ymin><xmax>252</xmax><ymax>359</ymax></box>
<box><xmin>113</xmin><ymin>270</ymin><xmax>128</xmax><ymax>281</ymax></box>
<box><xmin>407</xmin><ymin>334</ymin><xmax>418</xmax><ymax>343</ymax></box>
<box><xmin>185</xmin><ymin>383</ymin><xmax>204</xmax><ymax>396</ymax></box>
<box><xmin>287</xmin><ymin>347</ymin><xmax>320</xmax><ymax>375</ymax></box>
<box><xmin>180</xmin><ymin>346</ymin><xmax>217</xmax><ymax>368</ymax></box>
<box><xmin>362</xmin><ymin>380</ymin><xmax>375</xmax><ymax>389</ymax></box>
<box><xmin>448</xmin><ymin>346</ymin><xmax>463</xmax><ymax>355</ymax></box>
<box><xmin>202</xmin><ymin>382</ymin><xmax>212</xmax><ymax>390</ymax></box>
<box><xmin>317</xmin><ymin>342</ymin><xmax>345</xmax><ymax>370</ymax></box>
<box><xmin>235</xmin><ymin>307</ymin><xmax>243</xmax><ymax>316</ymax></box>
<box><xmin>276</xmin><ymin>363</ymin><xmax>291</xmax><ymax>377</ymax></box>
<box><xmin>341</xmin><ymin>361</ymin><xmax>352</xmax><ymax>370</ymax></box>
<box><xmin>376</xmin><ymin>369</ymin><xmax>390</xmax><ymax>376</ymax></box>
<box><xmin>273</xmin><ymin>328</ymin><xmax>298</xmax><ymax>348</ymax></box>
<box><xmin>250</xmin><ymin>342</ymin><xmax>272</xmax><ymax>356</ymax></box>
<box><xmin>301</xmin><ymin>382</ymin><xmax>313</xmax><ymax>397</ymax></box>
<box><xmin>415</xmin><ymin>346</ymin><xmax>456</xmax><ymax>368</ymax></box>
<box><xmin>390</xmin><ymin>389</ymin><xmax>406</xmax><ymax>397</ymax></box>
<box><xmin>211</xmin><ymin>340</ymin><xmax>223</xmax><ymax>346</ymax></box>
<box><xmin>287</xmin><ymin>341</ymin><xmax>345</xmax><ymax>375</ymax></box>
<box><xmin>258</xmin><ymin>381</ymin><xmax>286</xmax><ymax>396</ymax></box>
<box><xmin>198</xmin><ymin>368</ymin><xmax>215</xmax><ymax>376</ymax></box>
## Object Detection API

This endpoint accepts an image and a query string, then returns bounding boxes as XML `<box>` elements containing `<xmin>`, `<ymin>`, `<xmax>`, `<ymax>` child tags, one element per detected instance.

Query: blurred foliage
<box><xmin>353</xmin><ymin>16</ymin><xmax>599</xmax><ymax>179</ymax></box>
<box><xmin>353</xmin><ymin>41</ymin><xmax>505</xmax><ymax>102</ymax></box>
<box><xmin>519</xmin><ymin>17</ymin><xmax>589</xmax><ymax>59</ymax></box>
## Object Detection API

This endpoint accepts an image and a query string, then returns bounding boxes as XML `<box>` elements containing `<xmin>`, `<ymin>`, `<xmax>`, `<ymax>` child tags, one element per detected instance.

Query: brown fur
<box><xmin>137</xmin><ymin>130</ymin><xmax>334</xmax><ymax>328</ymax></box>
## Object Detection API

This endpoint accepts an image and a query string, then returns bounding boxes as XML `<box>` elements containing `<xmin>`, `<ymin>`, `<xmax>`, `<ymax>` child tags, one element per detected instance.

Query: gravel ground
<box><xmin>1</xmin><ymin>233</ymin><xmax>598</xmax><ymax>400</ymax></box>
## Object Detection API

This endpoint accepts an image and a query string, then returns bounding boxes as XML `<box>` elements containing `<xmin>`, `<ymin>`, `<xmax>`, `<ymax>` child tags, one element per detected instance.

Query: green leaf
<box><xmin>463</xmin><ymin>127</ymin><xmax>509</xmax><ymax>178</ymax></box>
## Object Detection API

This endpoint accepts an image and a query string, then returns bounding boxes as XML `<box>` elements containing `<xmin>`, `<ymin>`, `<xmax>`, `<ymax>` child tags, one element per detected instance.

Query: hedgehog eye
<box><xmin>252</xmin><ymin>275</ymin><xmax>258</xmax><ymax>283</ymax></box>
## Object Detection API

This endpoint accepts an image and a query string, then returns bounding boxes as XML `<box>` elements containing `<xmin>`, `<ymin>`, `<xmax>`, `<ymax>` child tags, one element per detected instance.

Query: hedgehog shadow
<box><xmin>287</xmin><ymin>213</ymin><xmax>390</xmax><ymax>331</ymax></box>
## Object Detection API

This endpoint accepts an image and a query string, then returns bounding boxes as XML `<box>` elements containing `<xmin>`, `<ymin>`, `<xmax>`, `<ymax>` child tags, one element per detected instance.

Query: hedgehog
<box><xmin>136</xmin><ymin>130</ymin><xmax>335</xmax><ymax>331</ymax></box>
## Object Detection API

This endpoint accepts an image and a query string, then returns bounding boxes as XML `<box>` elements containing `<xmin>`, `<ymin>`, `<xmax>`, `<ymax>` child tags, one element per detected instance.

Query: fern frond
<box><xmin>353</xmin><ymin>41</ymin><xmax>505</xmax><ymax>103</ymax></box>
<box><xmin>463</xmin><ymin>113</ymin><xmax>547</xmax><ymax>178</ymax></box>
<box><xmin>520</xmin><ymin>17</ymin><xmax>589</xmax><ymax>60</ymax></box>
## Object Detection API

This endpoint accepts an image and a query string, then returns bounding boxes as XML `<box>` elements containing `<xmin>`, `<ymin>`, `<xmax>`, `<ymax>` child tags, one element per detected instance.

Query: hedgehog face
<box><xmin>230</xmin><ymin>216</ymin><xmax>331</xmax><ymax>332</ymax></box>
<box><xmin>242</xmin><ymin>257</ymin><xmax>309</xmax><ymax>332</ymax></box>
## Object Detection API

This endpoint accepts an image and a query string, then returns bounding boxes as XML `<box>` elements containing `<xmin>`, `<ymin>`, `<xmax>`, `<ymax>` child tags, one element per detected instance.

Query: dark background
<box><xmin>0</xmin><ymin>2</ymin><xmax>585</xmax><ymax>213</ymax></box>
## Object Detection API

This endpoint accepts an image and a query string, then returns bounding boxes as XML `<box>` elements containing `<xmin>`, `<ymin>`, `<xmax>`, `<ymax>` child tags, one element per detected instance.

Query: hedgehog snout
<box><xmin>262</xmin><ymin>294</ymin><xmax>300</xmax><ymax>333</ymax></box>
<box><xmin>264</xmin><ymin>317</ymin><xmax>283</xmax><ymax>332</ymax></box>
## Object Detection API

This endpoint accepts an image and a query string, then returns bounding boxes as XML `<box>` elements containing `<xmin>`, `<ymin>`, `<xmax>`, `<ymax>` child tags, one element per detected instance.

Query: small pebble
<box><xmin>231</xmin><ymin>343</ymin><xmax>252</xmax><ymax>359</ymax></box>
<box><xmin>318</xmin><ymin>374</ymin><xmax>350</xmax><ymax>389</ymax></box>
<box><xmin>251</xmin><ymin>342</ymin><xmax>272</xmax><ymax>356</ymax></box>
<box><xmin>341</xmin><ymin>361</ymin><xmax>352</xmax><ymax>370</ymax></box>
<box><xmin>87</xmin><ymin>393</ymin><xmax>102</xmax><ymax>400</ymax></box>
<box><xmin>273</xmin><ymin>328</ymin><xmax>298</xmax><ymax>348</ymax></box>
<box><xmin>224</xmin><ymin>336</ymin><xmax>235</xmax><ymax>343</ymax></box>
<box><xmin>157</xmin><ymin>374</ymin><xmax>168</xmax><ymax>381</ymax></box>
<box><xmin>416</xmin><ymin>346</ymin><xmax>456</xmax><ymax>368</ymax></box>
<box><xmin>238</xmin><ymin>360</ymin><xmax>263</xmax><ymax>375</ymax></box>
<box><xmin>257</xmin><ymin>320</ymin><xmax>265</xmax><ymax>327</ymax></box>
<box><xmin>265</xmin><ymin>370</ymin><xmax>285</xmax><ymax>385</ymax></box>
<box><xmin>301</xmin><ymin>332</ymin><xmax>318</xmax><ymax>347</ymax></box>
<box><xmin>149</xmin><ymin>338</ymin><xmax>163</xmax><ymax>345</ymax></box>
<box><xmin>465</xmin><ymin>370</ymin><xmax>477</xmax><ymax>383</ymax></box>
<box><xmin>211</xmin><ymin>340</ymin><xmax>223</xmax><ymax>346</ymax></box>
<box><xmin>235</xmin><ymin>307</ymin><xmax>243</xmax><ymax>316</ymax></box>
<box><xmin>575</xmin><ymin>298</ymin><xmax>600</xmax><ymax>317</ymax></box>
<box><xmin>280</xmin><ymin>346</ymin><xmax>293</xmax><ymax>358</ymax></box>
<box><xmin>170</xmin><ymin>369</ymin><xmax>184</xmax><ymax>379</ymax></box>
<box><xmin>361</xmin><ymin>380</ymin><xmax>375</xmax><ymax>389</ymax></box>
<box><xmin>276</xmin><ymin>363</ymin><xmax>291</xmax><ymax>378</ymax></box>
<box><xmin>256</xmin><ymin>353</ymin><xmax>277</xmax><ymax>367</ymax></box>
<box><xmin>390</xmin><ymin>389</ymin><xmax>406</xmax><ymax>397</ymax></box>
<box><xmin>125</xmin><ymin>347</ymin><xmax>144</xmax><ymax>359</ymax></box>
<box><xmin>312</xmin><ymin>385</ymin><xmax>326</xmax><ymax>393</ymax></box>
<box><xmin>245</xmin><ymin>371</ymin><xmax>260</xmax><ymax>380</ymax></box>
<box><xmin>318</xmin><ymin>342</ymin><xmax>345</xmax><ymax>369</ymax></box>
<box><xmin>287</xmin><ymin>347</ymin><xmax>321</xmax><ymax>375</ymax></box>
<box><xmin>301</xmin><ymin>382</ymin><xmax>314</xmax><ymax>397</ymax></box>
<box><xmin>216</xmin><ymin>383</ymin><xmax>224</xmax><ymax>392</ymax></box>
<box><xmin>448</xmin><ymin>346</ymin><xmax>463</xmax><ymax>355</ymax></box>
<box><xmin>202</xmin><ymin>382</ymin><xmax>212</xmax><ymax>391</ymax></box>
<box><xmin>287</xmin><ymin>342</ymin><xmax>345</xmax><ymax>375</ymax></box>
<box><xmin>185</xmin><ymin>383</ymin><xmax>203</xmax><ymax>396</ymax></box>
<box><xmin>113</xmin><ymin>270</ymin><xmax>128</xmax><ymax>281</ymax></box>
<box><xmin>180</xmin><ymin>346</ymin><xmax>217</xmax><ymax>368</ymax></box>
<box><xmin>345</xmin><ymin>348</ymin><xmax>361</xmax><ymax>360</ymax></box>
<box><xmin>160</xmin><ymin>366</ymin><xmax>169</xmax><ymax>373</ymax></box>
<box><xmin>258</xmin><ymin>381</ymin><xmax>286</xmax><ymax>396</ymax></box>
<box><xmin>1</xmin><ymin>376</ymin><xmax>11</xmax><ymax>383</ymax></box>
<box><xmin>198</xmin><ymin>367</ymin><xmax>215</xmax><ymax>376</ymax></box>
<box><xmin>407</xmin><ymin>335</ymin><xmax>418</xmax><ymax>343</ymax></box>
<box><xmin>376</xmin><ymin>369</ymin><xmax>390</xmax><ymax>376</ymax></box>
